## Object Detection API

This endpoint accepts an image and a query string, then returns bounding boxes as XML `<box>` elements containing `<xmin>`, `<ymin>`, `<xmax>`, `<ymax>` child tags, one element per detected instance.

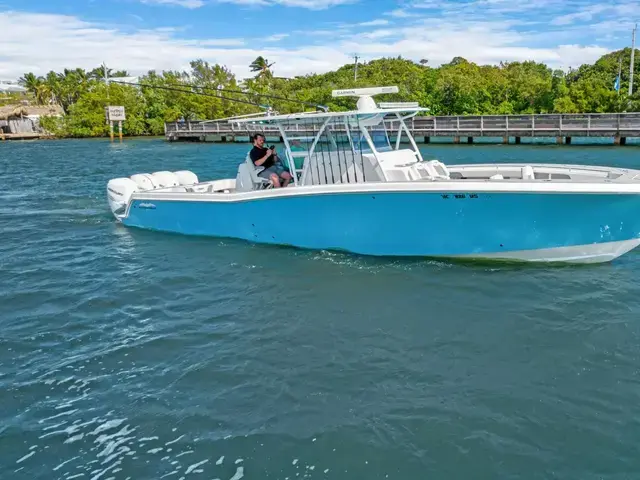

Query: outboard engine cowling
<box><xmin>107</xmin><ymin>178</ymin><xmax>139</xmax><ymax>219</ymax></box>
<box><xmin>130</xmin><ymin>173</ymin><xmax>158</xmax><ymax>191</ymax></box>
<box><xmin>151</xmin><ymin>171</ymin><xmax>180</xmax><ymax>188</ymax></box>
<box><xmin>174</xmin><ymin>170</ymin><xmax>199</xmax><ymax>186</ymax></box>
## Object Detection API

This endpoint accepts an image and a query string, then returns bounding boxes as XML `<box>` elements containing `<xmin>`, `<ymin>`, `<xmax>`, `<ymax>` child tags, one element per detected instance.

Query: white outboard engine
<box><xmin>130</xmin><ymin>173</ymin><xmax>158</xmax><ymax>191</ymax></box>
<box><xmin>173</xmin><ymin>170</ymin><xmax>198</xmax><ymax>186</ymax></box>
<box><xmin>151</xmin><ymin>171</ymin><xmax>180</xmax><ymax>188</ymax></box>
<box><xmin>107</xmin><ymin>178</ymin><xmax>139</xmax><ymax>220</ymax></box>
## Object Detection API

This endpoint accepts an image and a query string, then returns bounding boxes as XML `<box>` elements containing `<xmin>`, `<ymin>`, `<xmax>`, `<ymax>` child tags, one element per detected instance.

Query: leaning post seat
<box><xmin>235</xmin><ymin>154</ymin><xmax>273</xmax><ymax>192</ymax></box>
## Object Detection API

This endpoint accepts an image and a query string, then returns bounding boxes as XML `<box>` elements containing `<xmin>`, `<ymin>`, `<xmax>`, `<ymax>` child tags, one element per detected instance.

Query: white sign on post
<box><xmin>106</xmin><ymin>106</ymin><xmax>126</xmax><ymax>121</ymax></box>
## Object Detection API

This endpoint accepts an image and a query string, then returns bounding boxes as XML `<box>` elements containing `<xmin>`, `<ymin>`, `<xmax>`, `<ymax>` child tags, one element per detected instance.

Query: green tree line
<box><xmin>17</xmin><ymin>50</ymin><xmax>640</xmax><ymax>138</ymax></box>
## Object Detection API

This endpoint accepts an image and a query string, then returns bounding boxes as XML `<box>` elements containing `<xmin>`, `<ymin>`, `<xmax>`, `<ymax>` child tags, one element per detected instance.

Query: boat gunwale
<box><xmin>122</xmin><ymin>164</ymin><xmax>640</xmax><ymax>221</ymax></box>
<box><xmin>128</xmin><ymin>178</ymin><xmax>640</xmax><ymax>205</ymax></box>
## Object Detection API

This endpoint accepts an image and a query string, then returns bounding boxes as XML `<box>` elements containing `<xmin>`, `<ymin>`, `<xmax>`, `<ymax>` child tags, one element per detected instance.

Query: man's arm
<box><xmin>251</xmin><ymin>149</ymin><xmax>272</xmax><ymax>166</ymax></box>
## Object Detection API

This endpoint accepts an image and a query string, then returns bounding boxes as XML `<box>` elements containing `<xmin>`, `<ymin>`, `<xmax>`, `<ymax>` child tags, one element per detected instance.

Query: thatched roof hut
<box><xmin>0</xmin><ymin>104</ymin><xmax>63</xmax><ymax>120</ymax></box>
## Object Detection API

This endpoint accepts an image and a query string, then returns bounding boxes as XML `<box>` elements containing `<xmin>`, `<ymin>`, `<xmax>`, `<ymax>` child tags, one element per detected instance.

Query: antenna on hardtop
<box><xmin>331</xmin><ymin>86</ymin><xmax>399</xmax><ymax>112</ymax></box>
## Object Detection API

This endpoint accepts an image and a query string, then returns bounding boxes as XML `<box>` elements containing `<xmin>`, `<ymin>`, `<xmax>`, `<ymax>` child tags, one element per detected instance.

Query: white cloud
<box><xmin>0</xmin><ymin>11</ymin><xmax>351</xmax><ymax>80</ymax></box>
<box><xmin>198</xmin><ymin>38</ymin><xmax>246</xmax><ymax>46</ymax></box>
<box><xmin>353</xmin><ymin>29</ymin><xmax>397</xmax><ymax>40</ymax></box>
<box><xmin>215</xmin><ymin>0</ymin><xmax>356</xmax><ymax>8</ymax></box>
<box><xmin>299</xmin><ymin>28</ymin><xmax>341</xmax><ymax>36</ymax></box>
<box><xmin>551</xmin><ymin>4</ymin><xmax>608</xmax><ymax>26</ymax></box>
<box><xmin>340</xmin><ymin>19</ymin><xmax>609</xmax><ymax>70</ymax></box>
<box><xmin>0</xmin><ymin>8</ymin><xmax>617</xmax><ymax>84</ymax></box>
<box><xmin>550</xmin><ymin>2</ymin><xmax>637</xmax><ymax>27</ymax></box>
<box><xmin>141</xmin><ymin>0</ymin><xmax>205</xmax><ymax>8</ymax></box>
<box><xmin>385</xmin><ymin>9</ymin><xmax>418</xmax><ymax>18</ymax></box>
<box><xmin>264</xmin><ymin>33</ymin><xmax>290</xmax><ymax>42</ymax></box>
<box><xmin>358</xmin><ymin>19</ymin><xmax>389</xmax><ymax>27</ymax></box>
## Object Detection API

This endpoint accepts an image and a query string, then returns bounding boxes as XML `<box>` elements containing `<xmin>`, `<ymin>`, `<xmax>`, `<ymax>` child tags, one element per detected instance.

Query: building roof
<box><xmin>0</xmin><ymin>104</ymin><xmax>64</xmax><ymax>120</ymax></box>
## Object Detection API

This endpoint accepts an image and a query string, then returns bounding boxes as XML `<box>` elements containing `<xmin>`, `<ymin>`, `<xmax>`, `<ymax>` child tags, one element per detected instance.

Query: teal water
<box><xmin>2</xmin><ymin>138</ymin><xmax>640</xmax><ymax>479</ymax></box>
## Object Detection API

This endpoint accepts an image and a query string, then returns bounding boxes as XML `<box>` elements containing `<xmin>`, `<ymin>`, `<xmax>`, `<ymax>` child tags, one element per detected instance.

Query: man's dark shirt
<box><xmin>250</xmin><ymin>146</ymin><xmax>275</xmax><ymax>169</ymax></box>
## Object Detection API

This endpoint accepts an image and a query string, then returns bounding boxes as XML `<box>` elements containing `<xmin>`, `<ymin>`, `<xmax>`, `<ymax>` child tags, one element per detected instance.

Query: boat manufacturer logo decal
<box><xmin>138</xmin><ymin>202</ymin><xmax>156</xmax><ymax>209</ymax></box>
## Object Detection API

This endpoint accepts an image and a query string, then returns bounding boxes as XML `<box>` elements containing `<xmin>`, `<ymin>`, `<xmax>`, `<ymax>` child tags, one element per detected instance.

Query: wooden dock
<box><xmin>0</xmin><ymin>132</ymin><xmax>53</xmax><ymax>141</ymax></box>
<box><xmin>165</xmin><ymin>113</ymin><xmax>640</xmax><ymax>145</ymax></box>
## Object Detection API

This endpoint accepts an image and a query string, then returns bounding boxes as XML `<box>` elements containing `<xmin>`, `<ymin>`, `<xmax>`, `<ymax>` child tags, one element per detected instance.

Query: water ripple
<box><xmin>3</xmin><ymin>139</ymin><xmax>640</xmax><ymax>479</ymax></box>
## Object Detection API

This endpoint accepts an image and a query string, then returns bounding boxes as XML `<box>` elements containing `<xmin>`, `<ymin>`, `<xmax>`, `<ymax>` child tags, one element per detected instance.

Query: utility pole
<box><xmin>104</xmin><ymin>61</ymin><xmax>110</xmax><ymax>100</ymax></box>
<box><xmin>353</xmin><ymin>54</ymin><xmax>359</xmax><ymax>82</ymax></box>
<box><xmin>630</xmin><ymin>23</ymin><xmax>637</xmax><ymax>97</ymax></box>
<box><xmin>104</xmin><ymin>62</ymin><xmax>114</xmax><ymax>141</ymax></box>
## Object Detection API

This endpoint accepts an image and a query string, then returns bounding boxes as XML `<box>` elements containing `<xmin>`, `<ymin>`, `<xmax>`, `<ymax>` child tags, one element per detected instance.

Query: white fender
<box><xmin>107</xmin><ymin>178</ymin><xmax>139</xmax><ymax>219</ymax></box>
<box><xmin>173</xmin><ymin>170</ymin><xmax>199</xmax><ymax>186</ymax></box>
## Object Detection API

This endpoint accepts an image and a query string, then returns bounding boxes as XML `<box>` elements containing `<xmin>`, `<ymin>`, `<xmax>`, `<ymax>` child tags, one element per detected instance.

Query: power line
<box><xmin>110</xmin><ymin>80</ymin><xmax>268</xmax><ymax>109</ymax></box>
<box><xmin>195</xmin><ymin>83</ymin><xmax>325</xmax><ymax>110</ymax></box>
<box><xmin>110</xmin><ymin>78</ymin><xmax>327</xmax><ymax>111</ymax></box>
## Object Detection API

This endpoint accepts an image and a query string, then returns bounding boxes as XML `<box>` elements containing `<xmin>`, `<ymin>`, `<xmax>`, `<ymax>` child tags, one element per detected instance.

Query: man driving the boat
<box><xmin>250</xmin><ymin>133</ymin><xmax>292</xmax><ymax>188</ymax></box>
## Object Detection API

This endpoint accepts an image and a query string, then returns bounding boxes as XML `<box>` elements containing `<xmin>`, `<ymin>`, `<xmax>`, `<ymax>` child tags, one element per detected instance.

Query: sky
<box><xmin>0</xmin><ymin>0</ymin><xmax>637</xmax><ymax>82</ymax></box>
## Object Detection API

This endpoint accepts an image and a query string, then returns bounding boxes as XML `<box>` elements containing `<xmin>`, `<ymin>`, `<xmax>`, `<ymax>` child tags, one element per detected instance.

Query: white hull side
<box><xmin>450</xmin><ymin>238</ymin><xmax>640</xmax><ymax>264</ymax></box>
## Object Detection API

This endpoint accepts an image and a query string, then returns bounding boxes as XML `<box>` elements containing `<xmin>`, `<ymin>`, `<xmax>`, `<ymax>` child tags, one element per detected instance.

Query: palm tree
<box><xmin>19</xmin><ymin>72</ymin><xmax>39</xmax><ymax>92</ymax></box>
<box><xmin>34</xmin><ymin>83</ymin><xmax>52</xmax><ymax>105</ymax></box>
<box><xmin>19</xmin><ymin>72</ymin><xmax>51</xmax><ymax>105</ymax></box>
<box><xmin>89</xmin><ymin>65</ymin><xmax>112</xmax><ymax>81</ymax></box>
<box><xmin>44</xmin><ymin>71</ymin><xmax>60</xmax><ymax>99</ymax></box>
<box><xmin>74</xmin><ymin>68</ymin><xmax>88</xmax><ymax>82</ymax></box>
<box><xmin>250</xmin><ymin>56</ymin><xmax>275</xmax><ymax>79</ymax></box>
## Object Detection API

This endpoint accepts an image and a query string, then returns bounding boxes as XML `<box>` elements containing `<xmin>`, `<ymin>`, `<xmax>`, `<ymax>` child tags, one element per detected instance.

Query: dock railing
<box><xmin>165</xmin><ymin>113</ymin><xmax>640</xmax><ymax>141</ymax></box>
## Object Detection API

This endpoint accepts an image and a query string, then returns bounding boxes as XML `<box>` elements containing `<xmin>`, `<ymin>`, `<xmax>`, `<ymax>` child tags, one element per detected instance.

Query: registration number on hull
<box><xmin>440</xmin><ymin>193</ymin><xmax>479</xmax><ymax>199</ymax></box>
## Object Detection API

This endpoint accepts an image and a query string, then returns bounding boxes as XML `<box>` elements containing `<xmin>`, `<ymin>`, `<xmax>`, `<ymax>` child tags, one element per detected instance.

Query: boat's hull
<box><xmin>121</xmin><ymin>190</ymin><xmax>640</xmax><ymax>263</ymax></box>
